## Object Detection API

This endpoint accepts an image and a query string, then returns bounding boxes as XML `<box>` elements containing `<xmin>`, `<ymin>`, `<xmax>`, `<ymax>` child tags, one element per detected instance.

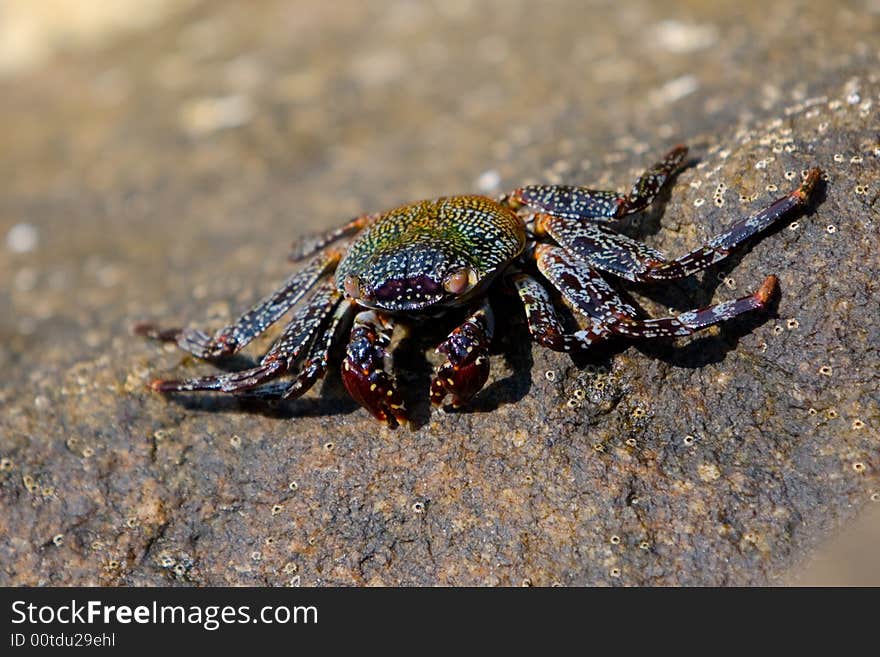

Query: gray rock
<box><xmin>0</xmin><ymin>0</ymin><xmax>877</xmax><ymax>586</ymax></box>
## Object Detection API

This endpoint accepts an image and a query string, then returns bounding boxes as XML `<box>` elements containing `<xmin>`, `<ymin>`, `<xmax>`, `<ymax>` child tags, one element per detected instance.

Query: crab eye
<box><xmin>343</xmin><ymin>274</ymin><xmax>362</xmax><ymax>299</ymax></box>
<box><xmin>443</xmin><ymin>267</ymin><xmax>477</xmax><ymax>295</ymax></box>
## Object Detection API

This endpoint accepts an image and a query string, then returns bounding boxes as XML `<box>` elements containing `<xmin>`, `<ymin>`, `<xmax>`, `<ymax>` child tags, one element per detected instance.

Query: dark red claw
<box><xmin>430</xmin><ymin>356</ymin><xmax>490</xmax><ymax>409</ymax></box>
<box><xmin>340</xmin><ymin>318</ymin><xmax>407</xmax><ymax>428</ymax></box>
<box><xmin>430</xmin><ymin>308</ymin><xmax>493</xmax><ymax>408</ymax></box>
<box><xmin>341</xmin><ymin>360</ymin><xmax>406</xmax><ymax>428</ymax></box>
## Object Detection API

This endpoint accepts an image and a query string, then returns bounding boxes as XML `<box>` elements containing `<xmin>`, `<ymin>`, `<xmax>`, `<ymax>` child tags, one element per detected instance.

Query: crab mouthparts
<box><xmin>370</xmin><ymin>275</ymin><xmax>445</xmax><ymax>309</ymax></box>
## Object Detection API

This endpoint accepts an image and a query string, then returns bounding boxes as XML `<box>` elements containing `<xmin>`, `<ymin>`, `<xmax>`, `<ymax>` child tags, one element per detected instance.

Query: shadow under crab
<box><xmin>135</xmin><ymin>146</ymin><xmax>822</xmax><ymax>428</ymax></box>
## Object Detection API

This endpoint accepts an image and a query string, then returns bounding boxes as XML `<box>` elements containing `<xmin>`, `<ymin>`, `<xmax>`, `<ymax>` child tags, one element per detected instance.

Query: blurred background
<box><xmin>1</xmin><ymin>1</ymin><xmax>877</xmax><ymax>585</ymax></box>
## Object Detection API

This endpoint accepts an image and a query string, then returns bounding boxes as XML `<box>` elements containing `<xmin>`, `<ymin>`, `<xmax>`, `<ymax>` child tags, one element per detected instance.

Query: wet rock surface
<box><xmin>1</xmin><ymin>0</ymin><xmax>878</xmax><ymax>585</ymax></box>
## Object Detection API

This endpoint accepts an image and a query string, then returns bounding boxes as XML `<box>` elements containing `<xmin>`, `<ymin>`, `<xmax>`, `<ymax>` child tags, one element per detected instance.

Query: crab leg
<box><xmin>150</xmin><ymin>283</ymin><xmax>341</xmax><ymax>393</ymax></box>
<box><xmin>341</xmin><ymin>310</ymin><xmax>407</xmax><ymax>428</ymax></box>
<box><xmin>280</xmin><ymin>297</ymin><xmax>355</xmax><ymax>400</ymax></box>
<box><xmin>510</xmin><ymin>272</ymin><xmax>610</xmax><ymax>352</ymax></box>
<box><xmin>430</xmin><ymin>299</ymin><xmax>494</xmax><ymax>409</ymax></box>
<box><xmin>539</xmin><ymin>169</ymin><xmax>821</xmax><ymax>283</ymax></box>
<box><xmin>536</xmin><ymin>244</ymin><xmax>778</xmax><ymax>339</ymax></box>
<box><xmin>288</xmin><ymin>213</ymin><xmax>378</xmax><ymax>262</ymax></box>
<box><xmin>506</xmin><ymin>145</ymin><xmax>687</xmax><ymax>221</ymax></box>
<box><xmin>136</xmin><ymin>249</ymin><xmax>341</xmax><ymax>359</ymax></box>
<box><xmin>234</xmin><ymin>297</ymin><xmax>356</xmax><ymax>400</ymax></box>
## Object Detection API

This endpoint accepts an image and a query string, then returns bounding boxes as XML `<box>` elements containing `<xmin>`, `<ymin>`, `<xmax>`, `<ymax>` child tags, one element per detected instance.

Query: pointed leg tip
<box><xmin>149</xmin><ymin>379</ymin><xmax>172</xmax><ymax>393</ymax></box>
<box><xmin>755</xmin><ymin>275</ymin><xmax>779</xmax><ymax>305</ymax></box>
<box><xmin>131</xmin><ymin>321</ymin><xmax>154</xmax><ymax>337</ymax></box>
<box><xmin>795</xmin><ymin>168</ymin><xmax>822</xmax><ymax>201</ymax></box>
<box><xmin>132</xmin><ymin>322</ymin><xmax>182</xmax><ymax>342</ymax></box>
<box><xmin>670</xmin><ymin>144</ymin><xmax>689</xmax><ymax>159</ymax></box>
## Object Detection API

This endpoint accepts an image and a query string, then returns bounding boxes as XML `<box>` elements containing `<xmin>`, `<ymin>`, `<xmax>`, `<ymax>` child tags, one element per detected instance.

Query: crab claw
<box><xmin>430</xmin><ymin>309</ymin><xmax>492</xmax><ymax>409</ymax></box>
<box><xmin>430</xmin><ymin>352</ymin><xmax>490</xmax><ymax>409</ymax></box>
<box><xmin>342</xmin><ymin>359</ymin><xmax>407</xmax><ymax>428</ymax></box>
<box><xmin>341</xmin><ymin>313</ymin><xmax>407</xmax><ymax>428</ymax></box>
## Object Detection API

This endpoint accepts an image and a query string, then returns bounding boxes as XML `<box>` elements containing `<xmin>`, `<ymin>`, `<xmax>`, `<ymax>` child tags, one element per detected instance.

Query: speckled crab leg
<box><xmin>280</xmin><ymin>297</ymin><xmax>356</xmax><ymax>400</ymax></box>
<box><xmin>341</xmin><ymin>310</ymin><xmax>407</xmax><ymax>428</ymax></box>
<box><xmin>235</xmin><ymin>297</ymin><xmax>356</xmax><ymax>400</ymax></box>
<box><xmin>136</xmin><ymin>249</ymin><xmax>341</xmax><ymax>359</ymax></box>
<box><xmin>288</xmin><ymin>213</ymin><xmax>378</xmax><ymax>262</ymax></box>
<box><xmin>538</xmin><ymin>168</ymin><xmax>822</xmax><ymax>283</ymax></box>
<box><xmin>430</xmin><ymin>299</ymin><xmax>494</xmax><ymax>409</ymax></box>
<box><xmin>150</xmin><ymin>283</ymin><xmax>341</xmax><ymax>393</ymax></box>
<box><xmin>506</xmin><ymin>145</ymin><xmax>688</xmax><ymax>220</ymax></box>
<box><xmin>536</xmin><ymin>244</ymin><xmax>779</xmax><ymax>339</ymax></box>
<box><xmin>510</xmin><ymin>272</ymin><xmax>610</xmax><ymax>352</ymax></box>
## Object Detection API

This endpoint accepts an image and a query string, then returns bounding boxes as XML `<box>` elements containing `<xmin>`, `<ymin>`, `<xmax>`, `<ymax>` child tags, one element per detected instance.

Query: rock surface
<box><xmin>1</xmin><ymin>0</ymin><xmax>878</xmax><ymax>586</ymax></box>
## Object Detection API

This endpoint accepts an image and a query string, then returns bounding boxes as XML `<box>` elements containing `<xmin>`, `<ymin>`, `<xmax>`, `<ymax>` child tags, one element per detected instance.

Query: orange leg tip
<box><xmin>755</xmin><ymin>275</ymin><xmax>779</xmax><ymax>304</ymax></box>
<box><xmin>149</xmin><ymin>379</ymin><xmax>182</xmax><ymax>393</ymax></box>
<box><xmin>795</xmin><ymin>168</ymin><xmax>822</xmax><ymax>200</ymax></box>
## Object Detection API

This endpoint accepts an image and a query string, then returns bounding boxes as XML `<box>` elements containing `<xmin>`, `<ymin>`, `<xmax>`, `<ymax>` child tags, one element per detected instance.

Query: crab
<box><xmin>137</xmin><ymin>146</ymin><xmax>821</xmax><ymax>428</ymax></box>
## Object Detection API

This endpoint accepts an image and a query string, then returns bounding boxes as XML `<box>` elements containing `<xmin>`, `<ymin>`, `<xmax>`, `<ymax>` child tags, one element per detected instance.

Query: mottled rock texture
<box><xmin>1</xmin><ymin>0</ymin><xmax>878</xmax><ymax>585</ymax></box>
